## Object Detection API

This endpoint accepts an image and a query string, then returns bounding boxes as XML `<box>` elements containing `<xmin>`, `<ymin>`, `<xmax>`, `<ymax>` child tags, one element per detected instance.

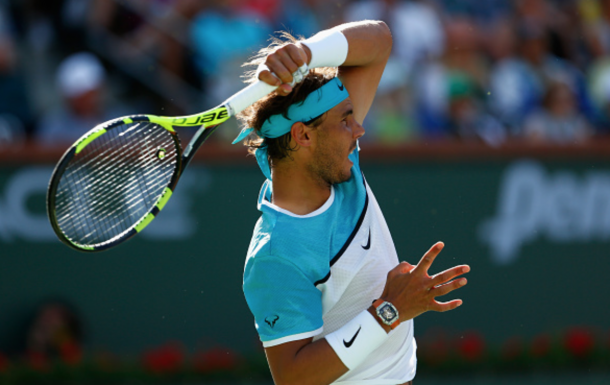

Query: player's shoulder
<box><xmin>244</xmin><ymin>211</ymin><xmax>333</xmax><ymax>286</ymax></box>
<box><xmin>244</xmin><ymin>224</ymin><xmax>325</xmax><ymax>290</ymax></box>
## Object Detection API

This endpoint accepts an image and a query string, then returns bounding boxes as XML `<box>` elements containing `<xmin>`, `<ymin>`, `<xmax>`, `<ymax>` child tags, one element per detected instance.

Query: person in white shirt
<box><xmin>234</xmin><ymin>21</ymin><xmax>470</xmax><ymax>385</ymax></box>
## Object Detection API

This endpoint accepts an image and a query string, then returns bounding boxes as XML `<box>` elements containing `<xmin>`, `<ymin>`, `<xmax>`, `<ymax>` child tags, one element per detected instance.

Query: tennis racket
<box><xmin>47</xmin><ymin>66</ymin><xmax>306</xmax><ymax>252</ymax></box>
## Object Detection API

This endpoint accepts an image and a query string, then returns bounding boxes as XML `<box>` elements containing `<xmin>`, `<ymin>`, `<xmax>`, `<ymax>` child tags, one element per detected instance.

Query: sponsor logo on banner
<box><xmin>0</xmin><ymin>166</ymin><xmax>207</xmax><ymax>243</ymax></box>
<box><xmin>479</xmin><ymin>160</ymin><xmax>610</xmax><ymax>264</ymax></box>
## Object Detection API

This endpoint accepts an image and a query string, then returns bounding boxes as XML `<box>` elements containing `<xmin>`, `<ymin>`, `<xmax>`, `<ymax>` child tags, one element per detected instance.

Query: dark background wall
<box><xmin>1</xmin><ymin>148</ymin><xmax>608</xmax><ymax>359</ymax></box>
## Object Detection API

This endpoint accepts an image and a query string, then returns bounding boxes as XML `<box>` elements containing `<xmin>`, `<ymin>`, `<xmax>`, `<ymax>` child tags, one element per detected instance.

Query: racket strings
<box><xmin>66</xmin><ymin>135</ymin><xmax>166</xmax><ymax>220</ymax></box>
<box><xmin>54</xmin><ymin>122</ymin><xmax>178</xmax><ymax>247</ymax></box>
<box><xmin>77</xmin><ymin>123</ymin><xmax>174</xmax><ymax>239</ymax></box>
<box><xmin>60</xmin><ymin>124</ymin><xmax>174</xmax><ymax>244</ymax></box>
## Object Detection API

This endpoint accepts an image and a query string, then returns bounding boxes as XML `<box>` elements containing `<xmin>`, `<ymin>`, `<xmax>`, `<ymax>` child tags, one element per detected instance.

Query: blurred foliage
<box><xmin>1</xmin><ymin>327</ymin><xmax>609</xmax><ymax>384</ymax></box>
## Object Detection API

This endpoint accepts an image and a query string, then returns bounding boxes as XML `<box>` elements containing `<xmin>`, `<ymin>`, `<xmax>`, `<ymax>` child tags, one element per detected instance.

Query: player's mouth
<box><xmin>347</xmin><ymin>142</ymin><xmax>356</xmax><ymax>164</ymax></box>
<box><xmin>348</xmin><ymin>141</ymin><xmax>357</xmax><ymax>154</ymax></box>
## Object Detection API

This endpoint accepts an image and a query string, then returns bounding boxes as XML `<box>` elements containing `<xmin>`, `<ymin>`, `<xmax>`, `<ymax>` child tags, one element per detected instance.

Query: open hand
<box><xmin>380</xmin><ymin>242</ymin><xmax>470</xmax><ymax>322</ymax></box>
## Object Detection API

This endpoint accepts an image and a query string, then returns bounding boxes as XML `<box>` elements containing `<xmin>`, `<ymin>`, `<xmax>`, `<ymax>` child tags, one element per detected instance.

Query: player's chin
<box><xmin>339</xmin><ymin>165</ymin><xmax>352</xmax><ymax>183</ymax></box>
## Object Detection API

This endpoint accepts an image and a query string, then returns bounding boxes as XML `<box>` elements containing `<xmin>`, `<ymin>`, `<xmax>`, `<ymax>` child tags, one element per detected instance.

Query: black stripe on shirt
<box><xmin>314</xmin><ymin>175</ymin><xmax>368</xmax><ymax>286</ymax></box>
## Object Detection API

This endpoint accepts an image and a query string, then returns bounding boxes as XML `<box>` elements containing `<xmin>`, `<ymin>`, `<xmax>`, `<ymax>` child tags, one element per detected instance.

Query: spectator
<box><xmin>588</xmin><ymin>55</ymin><xmax>610</xmax><ymax>132</ymax></box>
<box><xmin>24</xmin><ymin>299</ymin><xmax>84</xmax><ymax>365</ymax></box>
<box><xmin>436</xmin><ymin>0</ymin><xmax>512</xmax><ymax>26</ymax></box>
<box><xmin>0</xmin><ymin>3</ymin><xmax>32</xmax><ymax>144</ymax></box>
<box><xmin>522</xmin><ymin>81</ymin><xmax>593</xmax><ymax>144</ymax></box>
<box><xmin>413</xmin><ymin>16</ymin><xmax>489</xmax><ymax>138</ymax></box>
<box><xmin>272</xmin><ymin>0</ymin><xmax>328</xmax><ymax>38</ymax></box>
<box><xmin>35</xmin><ymin>52</ymin><xmax>127</xmax><ymax>145</ymax></box>
<box><xmin>363</xmin><ymin>58</ymin><xmax>418</xmax><ymax>144</ymax></box>
<box><xmin>580</xmin><ymin>0</ymin><xmax>610</xmax><ymax>60</ymax></box>
<box><xmin>488</xmin><ymin>19</ymin><xmax>593</xmax><ymax>134</ymax></box>
<box><xmin>446</xmin><ymin>73</ymin><xmax>506</xmax><ymax>146</ymax></box>
<box><xmin>88</xmin><ymin>0</ymin><xmax>205</xmax><ymax>115</ymax></box>
<box><xmin>190</xmin><ymin>0</ymin><xmax>272</xmax><ymax>96</ymax></box>
<box><xmin>344</xmin><ymin>0</ymin><xmax>444</xmax><ymax>79</ymax></box>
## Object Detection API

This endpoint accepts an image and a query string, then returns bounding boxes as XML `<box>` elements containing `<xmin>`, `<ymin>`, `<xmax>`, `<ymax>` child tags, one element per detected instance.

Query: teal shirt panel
<box><xmin>243</xmin><ymin>149</ymin><xmax>366</xmax><ymax>344</ymax></box>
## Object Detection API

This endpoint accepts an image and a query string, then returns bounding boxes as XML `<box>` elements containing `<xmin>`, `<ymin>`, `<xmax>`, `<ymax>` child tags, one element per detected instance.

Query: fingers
<box><xmin>414</xmin><ymin>242</ymin><xmax>444</xmax><ymax>275</ymax></box>
<box><xmin>265</xmin><ymin>45</ymin><xmax>305</xmax><ymax>84</ymax></box>
<box><xmin>259</xmin><ymin>44</ymin><xmax>308</xmax><ymax>96</ymax></box>
<box><xmin>267</xmin><ymin>53</ymin><xmax>298</xmax><ymax>85</ymax></box>
<box><xmin>430</xmin><ymin>277</ymin><xmax>467</xmax><ymax>298</ymax></box>
<box><xmin>431</xmin><ymin>265</ymin><xmax>470</xmax><ymax>287</ymax></box>
<box><xmin>258</xmin><ymin>70</ymin><xmax>281</xmax><ymax>87</ymax></box>
<box><xmin>429</xmin><ymin>299</ymin><xmax>463</xmax><ymax>313</ymax></box>
<box><xmin>425</xmin><ymin>273</ymin><xmax>468</xmax><ymax>313</ymax></box>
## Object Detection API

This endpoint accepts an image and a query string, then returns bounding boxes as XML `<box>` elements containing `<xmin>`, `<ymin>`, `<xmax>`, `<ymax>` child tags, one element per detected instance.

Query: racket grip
<box><xmin>224</xmin><ymin>80</ymin><xmax>277</xmax><ymax>117</ymax></box>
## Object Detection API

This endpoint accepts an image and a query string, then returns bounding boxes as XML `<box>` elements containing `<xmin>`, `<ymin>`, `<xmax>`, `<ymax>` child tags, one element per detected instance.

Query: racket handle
<box><xmin>223</xmin><ymin>64</ymin><xmax>309</xmax><ymax>116</ymax></box>
<box><xmin>224</xmin><ymin>80</ymin><xmax>277</xmax><ymax>117</ymax></box>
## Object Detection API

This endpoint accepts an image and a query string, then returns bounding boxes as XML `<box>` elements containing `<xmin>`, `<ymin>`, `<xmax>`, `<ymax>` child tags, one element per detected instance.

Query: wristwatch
<box><xmin>373</xmin><ymin>299</ymin><xmax>400</xmax><ymax>330</ymax></box>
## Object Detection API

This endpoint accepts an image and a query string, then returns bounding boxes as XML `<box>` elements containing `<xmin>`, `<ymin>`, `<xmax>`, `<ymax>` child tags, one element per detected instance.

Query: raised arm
<box><xmin>333</xmin><ymin>21</ymin><xmax>393</xmax><ymax>124</ymax></box>
<box><xmin>257</xmin><ymin>20</ymin><xmax>392</xmax><ymax>124</ymax></box>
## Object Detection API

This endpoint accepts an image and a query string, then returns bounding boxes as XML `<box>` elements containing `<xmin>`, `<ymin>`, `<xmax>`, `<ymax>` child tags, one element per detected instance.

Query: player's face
<box><xmin>308</xmin><ymin>98</ymin><xmax>364</xmax><ymax>185</ymax></box>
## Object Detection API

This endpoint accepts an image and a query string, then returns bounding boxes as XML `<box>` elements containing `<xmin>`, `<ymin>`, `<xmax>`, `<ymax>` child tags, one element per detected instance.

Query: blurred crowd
<box><xmin>1</xmin><ymin>0</ymin><xmax>610</xmax><ymax>148</ymax></box>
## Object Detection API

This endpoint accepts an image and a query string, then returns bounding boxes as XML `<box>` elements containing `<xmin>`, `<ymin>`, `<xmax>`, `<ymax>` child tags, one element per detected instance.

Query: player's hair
<box><xmin>237</xmin><ymin>32</ymin><xmax>338</xmax><ymax>164</ymax></box>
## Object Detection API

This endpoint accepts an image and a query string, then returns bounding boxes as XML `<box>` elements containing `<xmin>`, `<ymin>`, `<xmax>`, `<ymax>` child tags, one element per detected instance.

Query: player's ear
<box><xmin>291</xmin><ymin>121</ymin><xmax>314</xmax><ymax>147</ymax></box>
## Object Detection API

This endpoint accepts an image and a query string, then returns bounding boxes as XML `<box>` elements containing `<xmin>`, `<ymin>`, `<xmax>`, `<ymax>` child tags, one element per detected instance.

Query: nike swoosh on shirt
<box><xmin>362</xmin><ymin>229</ymin><xmax>371</xmax><ymax>250</ymax></box>
<box><xmin>338</xmin><ymin>82</ymin><xmax>345</xmax><ymax>91</ymax></box>
<box><xmin>343</xmin><ymin>326</ymin><xmax>361</xmax><ymax>348</ymax></box>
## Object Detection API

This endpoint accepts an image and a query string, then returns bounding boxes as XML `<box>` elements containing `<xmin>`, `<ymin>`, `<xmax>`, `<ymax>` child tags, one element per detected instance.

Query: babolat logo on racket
<box><xmin>171</xmin><ymin>109</ymin><xmax>229</xmax><ymax>127</ymax></box>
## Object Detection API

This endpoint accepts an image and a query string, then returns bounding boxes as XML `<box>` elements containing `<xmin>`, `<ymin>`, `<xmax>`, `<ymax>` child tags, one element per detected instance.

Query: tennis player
<box><xmin>234</xmin><ymin>21</ymin><xmax>470</xmax><ymax>385</ymax></box>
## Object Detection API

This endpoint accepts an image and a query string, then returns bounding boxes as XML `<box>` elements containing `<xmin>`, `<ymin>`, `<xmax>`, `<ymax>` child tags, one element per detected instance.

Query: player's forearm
<box><xmin>266</xmin><ymin>338</ymin><xmax>348</xmax><ymax>385</ymax></box>
<box><xmin>299</xmin><ymin>20</ymin><xmax>392</xmax><ymax>123</ymax></box>
<box><xmin>335</xmin><ymin>20</ymin><xmax>393</xmax><ymax>68</ymax></box>
<box><xmin>299</xmin><ymin>20</ymin><xmax>392</xmax><ymax>70</ymax></box>
<box><xmin>267</xmin><ymin>309</ymin><xmax>393</xmax><ymax>385</ymax></box>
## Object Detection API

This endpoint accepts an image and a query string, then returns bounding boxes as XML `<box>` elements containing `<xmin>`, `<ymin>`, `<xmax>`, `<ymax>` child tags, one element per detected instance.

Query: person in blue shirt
<box><xmin>234</xmin><ymin>21</ymin><xmax>470</xmax><ymax>385</ymax></box>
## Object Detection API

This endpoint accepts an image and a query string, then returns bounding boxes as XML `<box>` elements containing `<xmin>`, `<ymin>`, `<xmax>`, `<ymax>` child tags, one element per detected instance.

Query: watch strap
<box><xmin>373</xmin><ymin>299</ymin><xmax>400</xmax><ymax>330</ymax></box>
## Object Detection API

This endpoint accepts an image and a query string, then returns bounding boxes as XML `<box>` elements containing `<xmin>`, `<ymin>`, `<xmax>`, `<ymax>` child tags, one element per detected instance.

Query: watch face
<box><xmin>380</xmin><ymin>304</ymin><xmax>397</xmax><ymax>321</ymax></box>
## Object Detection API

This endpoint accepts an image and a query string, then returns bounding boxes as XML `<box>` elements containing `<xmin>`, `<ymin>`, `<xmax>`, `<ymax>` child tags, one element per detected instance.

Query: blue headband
<box><xmin>232</xmin><ymin>77</ymin><xmax>349</xmax><ymax>180</ymax></box>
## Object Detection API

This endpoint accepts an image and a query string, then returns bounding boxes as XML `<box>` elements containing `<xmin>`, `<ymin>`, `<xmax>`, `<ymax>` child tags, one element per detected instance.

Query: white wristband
<box><xmin>325</xmin><ymin>310</ymin><xmax>389</xmax><ymax>370</ymax></box>
<box><xmin>302</xmin><ymin>29</ymin><xmax>349</xmax><ymax>69</ymax></box>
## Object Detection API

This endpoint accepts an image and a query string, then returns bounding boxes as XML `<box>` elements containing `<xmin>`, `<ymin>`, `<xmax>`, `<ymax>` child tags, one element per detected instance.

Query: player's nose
<box><xmin>352</xmin><ymin>120</ymin><xmax>365</xmax><ymax>139</ymax></box>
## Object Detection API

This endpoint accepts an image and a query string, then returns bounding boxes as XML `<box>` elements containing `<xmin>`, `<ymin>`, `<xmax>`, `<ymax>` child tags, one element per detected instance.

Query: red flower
<box><xmin>565</xmin><ymin>328</ymin><xmax>594</xmax><ymax>357</ymax></box>
<box><xmin>192</xmin><ymin>347</ymin><xmax>238</xmax><ymax>373</ymax></box>
<box><xmin>457</xmin><ymin>331</ymin><xmax>485</xmax><ymax>362</ymax></box>
<box><xmin>530</xmin><ymin>334</ymin><xmax>552</xmax><ymax>358</ymax></box>
<box><xmin>0</xmin><ymin>351</ymin><xmax>9</xmax><ymax>372</ymax></box>
<box><xmin>142</xmin><ymin>342</ymin><xmax>185</xmax><ymax>374</ymax></box>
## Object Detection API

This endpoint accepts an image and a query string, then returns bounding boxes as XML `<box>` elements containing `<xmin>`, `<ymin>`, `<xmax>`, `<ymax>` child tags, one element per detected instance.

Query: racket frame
<box><xmin>47</xmin><ymin>77</ymin><xmax>287</xmax><ymax>252</ymax></box>
<box><xmin>47</xmin><ymin>115</ymin><xmax>184</xmax><ymax>251</ymax></box>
